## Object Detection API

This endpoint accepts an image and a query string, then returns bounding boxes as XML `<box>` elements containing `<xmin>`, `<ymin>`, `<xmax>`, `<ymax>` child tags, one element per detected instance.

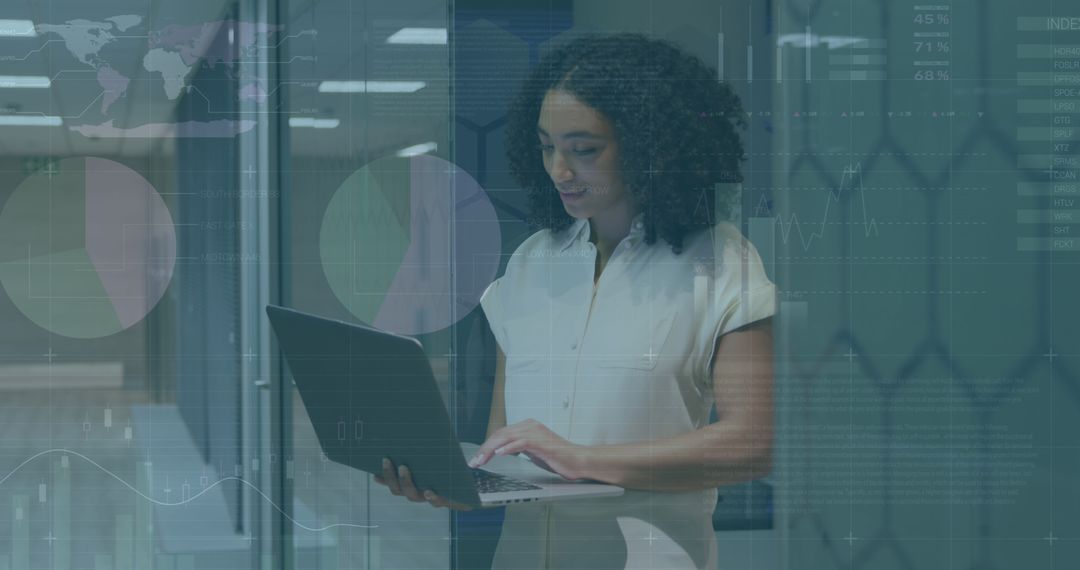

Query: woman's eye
<box><xmin>537</xmin><ymin>144</ymin><xmax>595</xmax><ymax>157</ymax></box>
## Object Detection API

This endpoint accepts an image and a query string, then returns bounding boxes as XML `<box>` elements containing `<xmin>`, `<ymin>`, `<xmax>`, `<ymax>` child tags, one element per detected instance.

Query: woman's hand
<box><xmin>373</xmin><ymin>458</ymin><xmax>474</xmax><ymax>511</ymax></box>
<box><xmin>468</xmin><ymin>419</ymin><xmax>587</xmax><ymax>481</ymax></box>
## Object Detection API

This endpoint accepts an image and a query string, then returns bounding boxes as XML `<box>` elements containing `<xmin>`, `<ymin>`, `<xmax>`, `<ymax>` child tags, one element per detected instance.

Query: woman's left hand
<box><xmin>468</xmin><ymin>419</ymin><xmax>587</xmax><ymax>481</ymax></box>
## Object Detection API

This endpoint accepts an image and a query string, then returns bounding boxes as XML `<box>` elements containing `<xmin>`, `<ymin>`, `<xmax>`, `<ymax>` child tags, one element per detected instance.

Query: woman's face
<box><xmin>537</xmin><ymin>88</ymin><xmax>632</xmax><ymax>219</ymax></box>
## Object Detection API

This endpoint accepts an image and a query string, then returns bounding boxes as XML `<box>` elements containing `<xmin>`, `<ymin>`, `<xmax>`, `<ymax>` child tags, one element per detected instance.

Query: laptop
<box><xmin>265</xmin><ymin>304</ymin><xmax>624</xmax><ymax>508</ymax></box>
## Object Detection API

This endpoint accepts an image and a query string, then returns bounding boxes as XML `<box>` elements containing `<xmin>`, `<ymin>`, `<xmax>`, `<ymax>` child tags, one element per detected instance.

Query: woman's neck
<box><xmin>587</xmin><ymin>202</ymin><xmax>640</xmax><ymax>257</ymax></box>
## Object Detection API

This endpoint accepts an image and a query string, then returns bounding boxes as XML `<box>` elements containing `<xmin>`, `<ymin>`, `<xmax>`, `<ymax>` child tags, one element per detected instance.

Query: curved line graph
<box><xmin>774</xmin><ymin>162</ymin><xmax>881</xmax><ymax>250</ymax></box>
<box><xmin>0</xmin><ymin>449</ymin><xmax>378</xmax><ymax>532</ymax></box>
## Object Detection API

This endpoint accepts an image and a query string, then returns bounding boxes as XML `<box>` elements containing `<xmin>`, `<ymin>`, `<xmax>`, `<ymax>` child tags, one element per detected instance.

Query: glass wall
<box><xmin>771</xmin><ymin>2</ymin><xmax>1080</xmax><ymax>569</ymax></box>
<box><xmin>277</xmin><ymin>1</ymin><xmax>454</xmax><ymax>568</ymax></box>
<box><xmin>0</xmin><ymin>1</ymin><xmax>267</xmax><ymax>569</ymax></box>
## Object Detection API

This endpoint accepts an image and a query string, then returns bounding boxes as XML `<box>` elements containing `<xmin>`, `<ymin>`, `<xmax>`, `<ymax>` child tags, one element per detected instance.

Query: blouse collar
<box><xmin>557</xmin><ymin>212</ymin><xmax>646</xmax><ymax>252</ymax></box>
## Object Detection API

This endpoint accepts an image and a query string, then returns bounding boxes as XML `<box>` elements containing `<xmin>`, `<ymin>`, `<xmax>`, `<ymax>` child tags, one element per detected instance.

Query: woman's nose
<box><xmin>550</xmin><ymin>150</ymin><xmax>574</xmax><ymax>183</ymax></box>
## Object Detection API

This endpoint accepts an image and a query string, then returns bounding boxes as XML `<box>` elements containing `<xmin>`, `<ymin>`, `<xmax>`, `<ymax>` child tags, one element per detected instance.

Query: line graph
<box><xmin>0</xmin><ymin>449</ymin><xmax>378</xmax><ymax>533</ymax></box>
<box><xmin>772</xmin><ymin>162</ymin><xmax>881</xmax><ymax>250</ymax></box>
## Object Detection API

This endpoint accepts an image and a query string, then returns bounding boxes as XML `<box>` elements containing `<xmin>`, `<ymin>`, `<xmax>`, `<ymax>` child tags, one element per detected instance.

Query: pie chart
<box><xmin>319</xmin><ymin>153</ymin><xmax>501</xmax><ymax>335</ymax></box>
<box><xmin>0</xmin><ymin>157</ymin><xmax>177</xmax><ymax>338</ymax></box>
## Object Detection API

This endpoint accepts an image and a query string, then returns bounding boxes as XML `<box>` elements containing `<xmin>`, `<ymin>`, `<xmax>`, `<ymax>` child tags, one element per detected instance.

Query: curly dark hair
<box><xmin>505</xmin><ymin>32</ymin><xmax>746</xmax><ymax>255</ymax></box>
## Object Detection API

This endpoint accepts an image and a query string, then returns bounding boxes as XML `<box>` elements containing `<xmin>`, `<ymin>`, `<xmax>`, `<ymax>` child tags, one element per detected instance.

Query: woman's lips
<box><xmin>559</xmin><ymin>189</ymin><xmax>586</xmax><ymax>201</ymax></box>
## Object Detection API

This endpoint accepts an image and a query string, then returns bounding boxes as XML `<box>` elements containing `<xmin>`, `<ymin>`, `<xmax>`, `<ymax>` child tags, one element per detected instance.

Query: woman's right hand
<box><xmin>373</xmin><ymin>457</ymin><xmax>475</xmax><ymax>511</ymax></box>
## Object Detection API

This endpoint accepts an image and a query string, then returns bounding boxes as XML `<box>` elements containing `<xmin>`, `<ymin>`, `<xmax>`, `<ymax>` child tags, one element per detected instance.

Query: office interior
<box><xmin>0</xmin><ymin>0</ymin><xmax>1075</xmax><ymax>569</ymax></box>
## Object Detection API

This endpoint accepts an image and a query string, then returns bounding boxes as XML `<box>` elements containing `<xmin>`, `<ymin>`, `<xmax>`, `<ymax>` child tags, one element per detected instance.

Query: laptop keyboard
<box><xmin>471</xmin><ymin>468</ymin><xmax>543</xmax><ymax>493</ymax></box>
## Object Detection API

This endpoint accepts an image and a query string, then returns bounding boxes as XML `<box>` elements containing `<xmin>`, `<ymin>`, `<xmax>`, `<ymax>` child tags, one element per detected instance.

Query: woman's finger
<box><xmin>397</xmin><ymin>465</ymin><xmax>425</xmax><ymax>502</ymax></box>
<box><xmin>423</xmin><ymin>489</ymin><xmax>475</xmax><ymax>511</ymax></box>
<box><xmin>448</xmin><ymin>499</ymin><xmax>475</xmax><ymax>511</ymax></box>
<box><xmin>470</xmin><ymin>423</ymin><xmax>530</xmax><ymax>466</ymax></box>
<box><xmin>429</xmin><ymin>491</ymin><xmax>474</xmax><ymax>511</ymax></box>
<box><xmin>381</xmin><ymin>458</ymin><xmax>402</xmax><ymax>495</ymax></box>
<box><xmin>493</xmin><ymin>439</ymin><xmax>528</xmax><ymax>457</ymax></box>
<box><xmin>470</xmin><ymin>434</ymin><xmax>516</xmax><ymax>468</ymax></box>
<box><xmin>423</xmin><ymin>490</ymin><xmax>447</xmax><ymax>507</ymax></box>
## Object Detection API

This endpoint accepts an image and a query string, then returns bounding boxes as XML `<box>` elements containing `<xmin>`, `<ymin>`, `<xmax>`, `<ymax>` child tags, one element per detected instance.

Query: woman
<box><xmin>376</xmin><ymin>32</ymin><xmax>776</xmax><ymax>569</ymax></box>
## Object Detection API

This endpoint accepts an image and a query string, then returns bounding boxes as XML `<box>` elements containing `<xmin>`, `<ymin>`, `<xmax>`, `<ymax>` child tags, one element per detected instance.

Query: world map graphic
<box><xmin>35</xmin><ymin>15</ymin><xmax>278</xmax><ymax>137</ymax></box>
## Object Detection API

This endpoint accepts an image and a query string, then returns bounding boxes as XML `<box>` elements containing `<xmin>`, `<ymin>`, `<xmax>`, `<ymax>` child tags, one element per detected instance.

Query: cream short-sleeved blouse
<box><xmin>479</xmin><ymin>211</ymin><xmax>776</xmax><ymax>570</ymax></box>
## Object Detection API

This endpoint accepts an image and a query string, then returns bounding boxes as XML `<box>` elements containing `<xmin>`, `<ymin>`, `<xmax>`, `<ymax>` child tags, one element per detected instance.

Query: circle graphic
<box><xmin>0</xmin><ymin>157</ymin><xmax>177</xmax><ymax>338</ymax></box>
<box><xmin>320</xmin><ymin>154</ymin><xmax>502</xmax><ymax>336</ymax></box>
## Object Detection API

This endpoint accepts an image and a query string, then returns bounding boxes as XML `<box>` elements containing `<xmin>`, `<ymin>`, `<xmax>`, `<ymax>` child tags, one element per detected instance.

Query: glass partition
<box><xmin>0</xmin><ymin>1</ymin><xmax>266</xmax><ymax>569</ymax></box>
<box><xmin>277</xmin><ymin>1</ymin><xmax>454</xmax><ymax>568</ymax></box>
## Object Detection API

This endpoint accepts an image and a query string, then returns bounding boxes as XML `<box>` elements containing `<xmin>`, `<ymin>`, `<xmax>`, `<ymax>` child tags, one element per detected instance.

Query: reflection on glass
<box><xmin>0</xmin><ymin>1</ymin><xmax>256</xmax><ymax>569</ymax></box>
<box><xmin>282</xmin><ymin>0</ymin><xmax>452</xmax><ymax>567</ymax></box>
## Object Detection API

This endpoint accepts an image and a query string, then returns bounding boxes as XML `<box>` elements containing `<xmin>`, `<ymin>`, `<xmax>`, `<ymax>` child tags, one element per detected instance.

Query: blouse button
<box><xmin>570</xmin><ymin>340</ymin><xmax>578</xmax><ymax>350</ymax></box>
<box><xmin>562</xmin><ymin>396</ymin><xmax>570</xmax><ymax>409</ymax></box>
